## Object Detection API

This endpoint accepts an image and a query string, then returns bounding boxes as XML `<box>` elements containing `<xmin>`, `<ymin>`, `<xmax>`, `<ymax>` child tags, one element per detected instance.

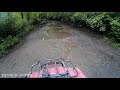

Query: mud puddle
<box><xmin>43</xmin><ymin>24</ymin><xmax>72</xmax><ymax>39</ymax></box>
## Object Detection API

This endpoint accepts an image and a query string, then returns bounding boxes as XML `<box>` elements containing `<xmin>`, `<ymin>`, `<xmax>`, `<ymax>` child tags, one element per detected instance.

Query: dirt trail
<box><xmin>0</xmin><ymin>21</ymin><xmax>120</xmax><ymax>78</ymax></box>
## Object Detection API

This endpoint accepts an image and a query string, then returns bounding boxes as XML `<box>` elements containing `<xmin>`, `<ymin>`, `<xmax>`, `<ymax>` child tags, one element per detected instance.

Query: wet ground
<box><xmin>0</xmin><ymin>21</ymin><xmax>120</xmax><ymax>78</ymax></box>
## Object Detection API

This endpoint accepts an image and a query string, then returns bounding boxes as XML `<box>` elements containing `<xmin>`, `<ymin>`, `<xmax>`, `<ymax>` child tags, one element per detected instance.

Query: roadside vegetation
<box><xmin>0</xmin><ymin>12</ymin><xmax>47</xmax><ymax>56</ymax></box>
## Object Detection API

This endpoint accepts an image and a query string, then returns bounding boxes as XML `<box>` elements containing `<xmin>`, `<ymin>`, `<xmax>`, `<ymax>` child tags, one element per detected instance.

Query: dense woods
<box><xmin>0</xmin><ymin>12</ymin><xmax>120</xmax><ymax>56</ymax></box>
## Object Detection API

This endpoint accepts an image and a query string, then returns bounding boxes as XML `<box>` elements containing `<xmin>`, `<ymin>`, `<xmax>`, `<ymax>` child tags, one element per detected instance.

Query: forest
<box><xmin>0</xmin><ymin>12</ymin><xmax>120</xmax><ymax>56</ymax></box>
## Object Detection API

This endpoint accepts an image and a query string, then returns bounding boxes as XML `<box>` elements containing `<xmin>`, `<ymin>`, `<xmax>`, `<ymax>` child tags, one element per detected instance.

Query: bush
<box><xmin>30</xmin><ymin>17</ymin><xmax>43</xmax><ymax>25</ymax></box>
<box><xmin>0</xmin><ymin>13</ymin><xmax>17</xmax><ymax>38</ymax></box>
<box><xmin>59</xmin><ymin>12</ymin><xmax>74</xmax><ymax>23</ymax></box>
<box><xmin>0</xmin><ymin>12</ymin><xmax>32</xmax><ymax>37</ymax></box>
<box><xmin>47</xmin><ymin>12</ymin><xmax>59</xmax><ymax>20</ymax></box>
<box><xmin>71</xmin><ymin>12</ymin><xmax>87</xmax><ymax>26</ymax></box>
<box><xmin>16</xmin><ymin>24</ymin><xmax>33</xmax><ymax>38</ymax></box>
<box><xmin>0</xmin><ymin>35</ymin><xmax>19</xmax><ymax>56</ymax></box>
<box><xmin>110</xmin><ymin>19</ymin><xmax>120</xmax><ymax>42</ymax></box>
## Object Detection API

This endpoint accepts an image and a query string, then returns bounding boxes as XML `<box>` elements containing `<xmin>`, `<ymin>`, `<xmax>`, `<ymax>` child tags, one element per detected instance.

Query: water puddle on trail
<box><xmin>44</xmin><ymin>24</ymin><xmax>72</xmax><ymax>39</ymax></box>
<box><xmin>42</xmin><ymin>23</ymin><xmax>78</xmax><ymax>61</ymax></box>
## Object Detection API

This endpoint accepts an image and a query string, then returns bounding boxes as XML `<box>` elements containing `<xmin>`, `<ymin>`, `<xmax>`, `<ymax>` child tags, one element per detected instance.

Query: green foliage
<box><xmin>0</xmin><ymin>12</ymin><xmax>120</xmax><ymax>56</ymax></box>
<box><xmin>71</xmin><ymin>12</ymin><xmax>87</xmax><ymax>26</ymax></box>
<box><xmin>29</xmin><ymin>12</ymin><xmax>47</xmax><ymax>25</ymax></box>
<box><xmin>59</xmin><ymin>12</ymin><xmax>74</xmax><ymax>23</ymax></box>
<box><xmin>47</xmin><ymin>12</ymin><xmax>59</xmax><ymax>20</ymax></box>
<box><xmin>0</xmin><ymin>35</ymin><xmax>19</xmax><ymax>56</ymax></box>
<box><xmin>0</xmin><ymin>13</ymin><xmax>17</xmax><ymax>38</ymax></box>
<box><xmin>16</xmin><ymin>24</ymin><xmax>33</xmax><ymax>38</ymax></box>
<box><xmin>110</xmin><ymin>19</ymin><xmax>120</xmax><ymax>42</ymax></box>
<box><xmin>0</xmin><ymin>12</ymin><xmax>44</xmax><ymax>56</ymax></box>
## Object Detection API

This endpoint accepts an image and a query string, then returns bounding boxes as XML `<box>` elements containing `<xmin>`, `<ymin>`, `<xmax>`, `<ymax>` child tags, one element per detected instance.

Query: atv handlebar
<box><xmin>29</xmin><ymin>58</ymin><xmax>78</xmax><ymax>78</ymax></box>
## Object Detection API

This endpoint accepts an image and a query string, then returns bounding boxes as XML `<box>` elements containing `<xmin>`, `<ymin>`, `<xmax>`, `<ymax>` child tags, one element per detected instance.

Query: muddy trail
<box><xmin>0</xmin><ymin>21</ymin><xmax>120</xmax><ymax>78</ymax></box>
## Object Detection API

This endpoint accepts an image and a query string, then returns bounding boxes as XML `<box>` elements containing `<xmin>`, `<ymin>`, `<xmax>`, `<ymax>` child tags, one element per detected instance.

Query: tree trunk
<box><xmin>27</xmin><ymin>12</ymin><xmax>30</xmax><ymax>21</ymax></box>
<box><xmin>39</xmin><ymin>13</ymin><xmax>40</xmax><ymax>18</ymax></box>
<box><xmin>21</xmin><ymin>12</ymin><xmax>24</xmax><ymax>19</ymax></box>
<box><xmin>46</xmin><ymin>12</ymin><xmax>47</xmax><ymax>19</ymax></box>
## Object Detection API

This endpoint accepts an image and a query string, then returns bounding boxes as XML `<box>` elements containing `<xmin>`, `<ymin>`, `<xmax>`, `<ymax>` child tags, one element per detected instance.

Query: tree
<box><xmin>21</xmin><ymin>12</ymin><xmax>24</xmax><ymax>19</ymax></box>
<box><xmin>39</xmin><ymin>12</ymin><xmax>40</xmax><ymax>18</ymax></box>
<box><xmin>27</xmin><ymin>12</ymin><xmax>30</xmax><ymax>21</ymax></box>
